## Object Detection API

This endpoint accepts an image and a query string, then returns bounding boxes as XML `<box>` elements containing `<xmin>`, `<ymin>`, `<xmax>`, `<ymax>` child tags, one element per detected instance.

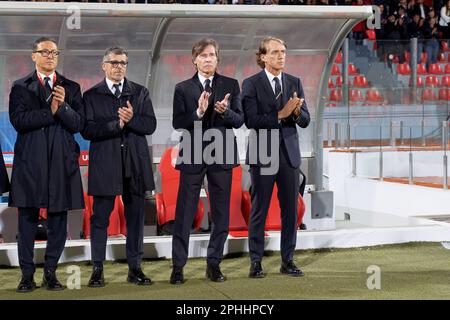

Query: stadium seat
<box><xmin>441</xmin><ymin>75</ymin><xmax>450</xmax><ymax>87</ymax></box>
<box><xmin>353</xmin><ymin>75</ymin><xmax>369</xmax><ymax>88</ymax></box>
<box><xmin>425</xmin><ymin>75</ymin><xmax>439</xmax><ymax>87</ymax></box>
<box><xmin>417</xmin><ymin>63</ymin><xmax>428</xmax><ymax>75</ymax></box>
<box><xmin>445</xmin><ymin>64</ymin><xmax>450</xmax><ymax>74</ymax></box>
<box><xmin>331</xmin><ymin>63</ymin><xmax>341</xmax><ymax>76</ymax></box>
<box><xmin>404</xmin><ymin>51</ymin><xmax>410</xmax><ymax>63</ymax></box>
<box><xmin>397</xmin><ymin>63</ymin><xmax>411</xmax><ymax>75</ymax></box>
<box><xmin>335</xmin><ymin>75</ymin><xmax>343</xmax><ymax>87</ymax></box>
<box><xmin>429</xmin><ymin>63</ymin><xmax>444</xmax><ymax>75</ymax></box>
<box><xmin>442</xmin><ymin>41</ymin><xmax>449</xmax><ymax>52</ymax></box>
<box><xmin>439</xmin><ymin>88</ymin><xmax>450</xmax><ymax>100</ymax></box>
<box><xmin>422</xmin><ymin>88</ymin><xmax>438</xmax><ymax>101</ymax></box>
<box><xmin>409</xmin><ymin>76</ymin><xmax>424</xmax><ymax>87</ymax></box>
<box><xmin>328</xmin><ymin>77</ymin><xmax>335</xmax><ymax>89</ymax></box>
<box><xmin>348</xmin><ymin>63</ymin><xmax>358</xmax><ymax>75</ymax></box>
<box><xmin>335</xmin><ymin>51</ymin><xmax>342</xmax><ymax>64</ymax></box>
<box><xmin>349</xmin><ymin>89</ymin><xmax>364</xmax><ymax>104</ymax></box>
<box><xmin>329</xmin><ymin>89</ymin><xmax>343</xmax><ymax>102</ymax></box>
<box><xmin>438</xmin><ymin>53</ymin><xmax>446</xmax><ymax>62</ymax></box>
<box><xmin>365</xmin><ymin>88</ymin><xmax>384</xmax><ymax>104</ymax></box>
<box><xmin>155</xmin><ymin>147</ymin><xmax>204</xmax><ymax>233</ymax></box>
<box><xmin>421</xmin><ymin>52</ymin><xmax>428</xmax><ymax>64</ymax></box>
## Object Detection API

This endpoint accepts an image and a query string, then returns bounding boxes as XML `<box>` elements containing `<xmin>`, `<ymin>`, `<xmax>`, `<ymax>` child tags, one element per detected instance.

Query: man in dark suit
<box><xmin>9</xmin><ymin>37</ymin><xmax>85</xmax><ymax>292</ymax></box>
<box><xmin>242</xmin><ymin>36</ymin><xmax>310</xmax><ymax>278</ymax></box>
<box><xmin>170</xmin><ymin>38</ymin><xmax>244</xmax><ymax>284</ymax></box>
<box><xmin>82</xmin><ymin>46</ymin><xmax>156</xmax><ymax>287</ymax></box>
<box><xmin>0</xmin><ymin>144</ymin><xmax>9</xmax><ymax>195</ymax></box>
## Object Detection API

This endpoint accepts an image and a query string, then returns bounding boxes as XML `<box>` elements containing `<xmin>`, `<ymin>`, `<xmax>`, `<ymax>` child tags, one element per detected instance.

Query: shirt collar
<box><xmin>37</xmin><ymin>71</ymin><xmax>56</xmax><ymax>86</ymax></box>
<box><xmin>106</xmin><ymin>78</ymin><xmax>124</xmax><ymax>92</ymax></box>
<box><xmin>264</xmin><ymin>69</ymin><xmax>282</xmax><ymax>85</ymax></box>
<box><xmin>197</xmin><ymin>73</ymin><xmax>214</xmax><ymax>89</ymax></box>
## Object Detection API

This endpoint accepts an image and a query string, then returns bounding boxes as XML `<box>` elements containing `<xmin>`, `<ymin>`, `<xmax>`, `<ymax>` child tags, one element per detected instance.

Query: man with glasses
<box><xmin>82</xmin><ymin>46</ymin><xmax>156</xmax><ymax>287</ymax></box>
<box><xmin>9</xmin><ymin>37</ymin><xmax>85</xmax><ymax>292</ymax></box>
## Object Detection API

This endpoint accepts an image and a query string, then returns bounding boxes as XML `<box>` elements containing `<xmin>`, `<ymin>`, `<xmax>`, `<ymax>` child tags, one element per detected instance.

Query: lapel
<box><xmin>210</xmin><ymin>73</ymin><xmax>225</xmax><ymax>124</ymax></box>
<box><xmin>121</xmin><ymin>78</ymin><xmax>135</xmax><ymax>98</ymax></box>
<box><xmin>24</xmin><ymin>71</ymin><xmax>50</xmax><ymax>107</ymax></box>
<box><xmin>95</xmin><ymin>78</ymin><xmax>113</xmax><ymax>96</ymax></box>
<box><xmin>191</xmin><ymin>73</ymin><xmax>205</xmax><ymax>101</ymax></box>
<box><xmin>258</xmin><ymin>70</ymin><xmax>277</xmax><ymax>104</ymax></box>
<box><xmin>281</xmin><ymin>72</ymin><xmax>290</xmax><ymax>107</ymax></box>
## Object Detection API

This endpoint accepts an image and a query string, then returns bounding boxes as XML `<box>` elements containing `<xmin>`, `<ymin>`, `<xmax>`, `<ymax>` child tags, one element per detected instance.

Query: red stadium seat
<box><xmin>439</xmin><ymin>88</ymin><xmax>450</xmax><ymax>100</ymax></box>
<box><xmin>335</xmin><ymin>76</ymin><xmax>343</xmax><ymax>87</ymax></box>
<box><xmin>442</xmin><ymin>41</ymin><xmax>449</xmax><ymax>52</ymax></box>
<box><xmin>328</xmin><ymin>77</ymin><xmax>335</xmax><ymax>89</ymax></box>
<box><xmin>155</xmin><ymin>147</ymin><xmax>204</xmax><ymax>233</ymax></box>
<box><xmin>353</xmin><ymin>75</ymin><xmax>369</xmax><ymax>88</ymax></box>
<box><xmin>417</xmin><ymin>63</ymin><xmax>428</xmax><ymax>75</ymax></box>
<box><xmin>397</xmin><ymin>63</ymin><xmax>411</xmax><ymax>75</ymax></box>
<box><xmin>445</xmin><ymin>64</ymin><xmax>450</xmax><ymax>74</ymax></box>
<box><xmin>422</xmin><ymin>88</ymin><xmax>438</xmax><ymax>101</ymax></box>
<box><xmin>404</xmin><ymin>51</ymin><xmax>411</xmax><ymax>63</ymax></box>
<box><xmin>349</xmin><ymin>89</ymin><xmax>364</xmax><ymax>103</ymax></box>
<box><xmin>348</xmin><ymin>63</ymin><xmax>358</xmax><ymax>75</ymax></box>
<box><xmin>441</xmin><ymin>75</ymin><xmax>450</xmax><ymax>87</ymax></box>
<box><xmin>331</xmin><ymin>64</ymin><xmax>341</xmax><ymax>76</ymax></box>
<box><xmin>365</xmin><ymin>88</ymin><xmax>384</xmax><ymax>104</ymax></box>
<box><xmin>421</xmin><ymin>52</ymin><xmax>428</xmax><ymax>64</ymax></box>
<box><xmin>329</xmin><ymin>89</ymin><xmax>343</xmax><ymax>102</ymax></box>
<box><xmin>425</xmin><ymin>75</ymin><xmax>439</xmax><ymax>87</ymax></box>
<box><xmin>438</xmin><ymin>53</ymin><xmax>446</xmax><ymax>62</ymax></box>
<box><xmin>335</xmin><ymin>51</ymin><xmax>343</xmax><ymax>64</ymax></box>
<box><xmin>409</xmin><ymin>76</ymin><xmax>424</xmax><ymax>87</ymax></box>
<box><xmin>429</xmin><ymin>63</ymin><xmax>444</xmax><ymax>75</ymax></box>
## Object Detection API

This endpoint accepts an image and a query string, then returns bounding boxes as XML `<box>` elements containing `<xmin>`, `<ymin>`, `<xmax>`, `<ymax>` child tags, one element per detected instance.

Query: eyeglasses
<box><xmin>104</xmin><ymin>60</ymin><xmax>128</xmax><ymax>68</ymax></box>
<box><xmin>33</xmin><ymin>50</ymin><xmax>60</xmax><ymax>57</ymax></box>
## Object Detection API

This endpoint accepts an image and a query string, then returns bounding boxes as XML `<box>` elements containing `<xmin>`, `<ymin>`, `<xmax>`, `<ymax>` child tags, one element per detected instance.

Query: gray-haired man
<box><xmin>81</xmin><ymin>46</ymin><xmax>157</xmax><ymax>287</ymax></box>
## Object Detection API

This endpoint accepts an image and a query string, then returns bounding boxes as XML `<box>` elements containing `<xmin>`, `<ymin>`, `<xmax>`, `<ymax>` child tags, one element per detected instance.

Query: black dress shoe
<box><xmin>16</xmin><ymin>276</ymin><xmax>36</xmax><ymax>293</ymax></box>
<box><xmin>88</xmin><ymin>267</ymin><xmax>105</xmax><ymax>288</ymax></box>
<box><xmin>42</xmin><ymin>270</ymin><xmax>64</xmax><ymax>291</ymax></box>
<box><xmin>127</xmin><ymin>268</ymin><xmax>152</xmax><ymax>286</ymax></box>
<box><xmin>280</xmin><ymin>260</ymin><xmax>305</xmax><ymax>277</ymax></box>
<box><xmin>170</xmin><ymin>266</ymin><xmax>184</xmax><ymax>285</ymax></box>
<box><xmin>206</xmin><ymin>264</ymin><xmax>225</xmax><ymax>282</ymax></box>
<box><xmin>300</xmin><ymin>223</ymin><xmax>307</xmax><ymax>230</ymax></box>
<box><xmin>249</xmin><ymin>261</ymin><xmax>265</xmax><ymax>278</ymax></box>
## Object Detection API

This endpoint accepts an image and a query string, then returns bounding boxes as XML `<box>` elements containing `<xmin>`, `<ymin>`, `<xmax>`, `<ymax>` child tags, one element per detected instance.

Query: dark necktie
<box><xmin>44</xmin><ymin>76</ymin><xmax>53</xmax><ymax>104</ymax></box>
<box><xmin>113</xmin><ymin>83</ymin><xmax>121</xmax><ymax>98</ymax></box>
<box><xmin>203</xmin><ymin>79</ymin><xmax>214</xmax><ymax>128</ymax></box>
<box><xmin>273</xmin><ymin>77</ymin><xmax>282</xmax><ymax>110</ymax></box>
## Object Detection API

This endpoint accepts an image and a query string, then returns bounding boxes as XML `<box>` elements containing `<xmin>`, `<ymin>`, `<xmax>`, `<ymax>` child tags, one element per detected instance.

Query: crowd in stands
<box><xmin>2</xmin><ymin>0</ymin><xmax>450</xmax><ymax>70</ymax></box>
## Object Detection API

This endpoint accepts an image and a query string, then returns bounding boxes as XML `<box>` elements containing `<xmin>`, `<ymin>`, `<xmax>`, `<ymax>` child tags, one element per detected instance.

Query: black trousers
<box><xmin>90</xmin><ymin>183</ymin><xmax>145</xmax><ymax>270</ymax></box>
<box><xmin>18</xmin><ymin>208</ymin><xmax>67</xmax><ymax>277</ymax></box>
<box><xmin>248</xmin><ymin>144</ymin><xmax>300</xmax><ymax>263</ymax></box>
<box><xmin>172</xmin><ymin>167</ymin><xmax>232</xmax><ymax>268</ymax></box>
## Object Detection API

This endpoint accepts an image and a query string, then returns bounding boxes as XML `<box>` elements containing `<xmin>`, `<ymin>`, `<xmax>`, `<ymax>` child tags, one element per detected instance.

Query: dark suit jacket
<box><xmin>172</xmin><ymin>73</ymin><xmax>244</xmax><ymax>174</ymax></box>
<box><xmin>82</xmin><ymin>78</ymin><xmax>157</xmax><ymax>196</ymax></box>
<box><xmin>8</xmin><ymin>71</ymin><xmax>84</xmax><ymax>211</ymax></box>
<box><xmin>0</xmin><ymin>144</ymin><xmax>10</xmax><ymax>194</ymax></box>
<box><xmin>242</xmin><ymin>70</ymin><xmax>310</xmax><ymax>169</ymax></box>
